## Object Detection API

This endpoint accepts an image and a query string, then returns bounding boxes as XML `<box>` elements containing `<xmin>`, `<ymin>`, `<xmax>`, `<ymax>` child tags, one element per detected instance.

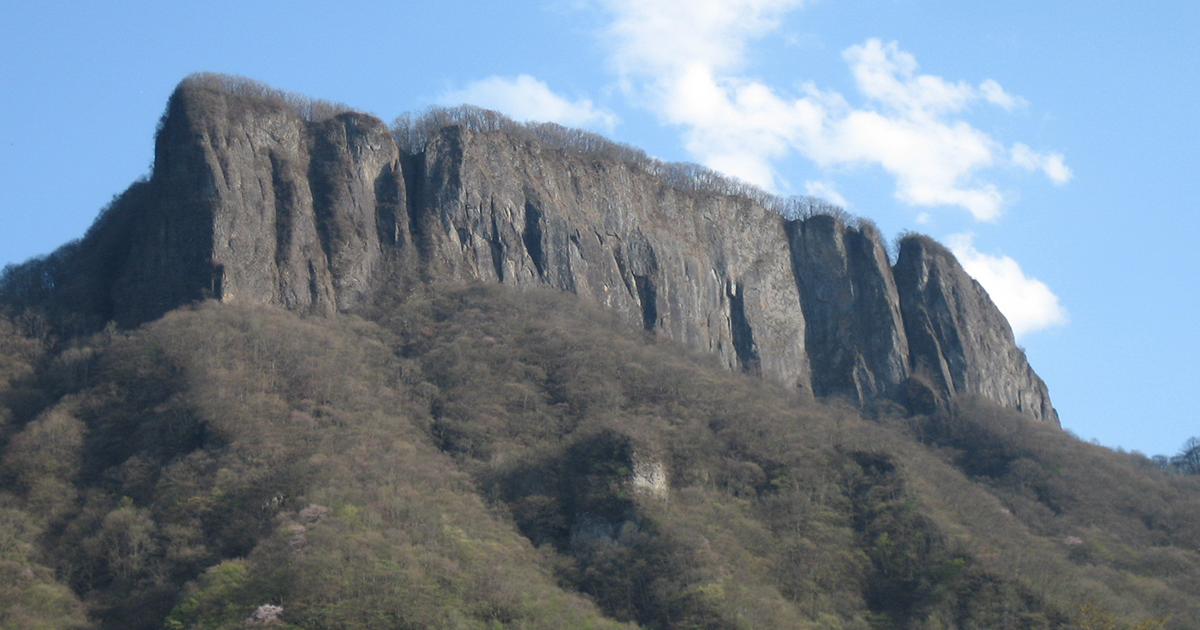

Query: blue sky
<box><xmin>2</xmin><ymin>0</ymin><xmax>1197</xmax><ymax>456</ymax></box>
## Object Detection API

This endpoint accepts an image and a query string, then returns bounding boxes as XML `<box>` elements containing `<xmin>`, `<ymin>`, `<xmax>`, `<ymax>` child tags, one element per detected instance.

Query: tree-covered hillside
<box><xmin>2</xmin><ymin>284</ymin><xmax>1197</xmax><ymax>629</ymax></box>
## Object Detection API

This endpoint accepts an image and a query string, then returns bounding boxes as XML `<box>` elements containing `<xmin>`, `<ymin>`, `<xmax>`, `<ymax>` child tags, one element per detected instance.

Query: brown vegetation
<box><xmin>179</xmin><ymin>73</ymin><xmax>355</xmax><ymax>123</ymax></box>
<box><xmin>1</xmin><ymin>284</ymin><xmax>1198</xmax><ymax>629</ymax></box>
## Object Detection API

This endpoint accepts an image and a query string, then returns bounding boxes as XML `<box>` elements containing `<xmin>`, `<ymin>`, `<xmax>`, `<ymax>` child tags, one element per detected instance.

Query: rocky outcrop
<box><xmin>112</xmin><ymin>81</ymin><xmax>405</xmax><ymax>324</ymax></box>
<box><xmin>10</xmin><ymin>77</ymin><xmax>1058</xmax><ymax>425</ymax></box>
<box><xmin>895</xmin><ymin>236</ymin><xmax>1057</xmax><ymax>423</ymax></box>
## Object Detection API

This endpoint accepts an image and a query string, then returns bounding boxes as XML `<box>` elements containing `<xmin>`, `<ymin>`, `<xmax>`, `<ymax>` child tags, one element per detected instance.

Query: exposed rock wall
<box><xmin>895</xmin><ymin>236</ymin><xmax>1057</xmax><ymax>423</ymax></box>
<box><xmin>113</xmin><ymin>83</ymin><xmax>405</xmax><ymax>324</ymax></box>
<box><xmin>410</xmin><ymin>124</ymin><xmax>811</xmax><ymax>388</ymax></box>
<box><xmin>39</xmin><ymin>79</ymin><xmax>1058</xmax><ymax>424</ymax></box>
<box><xmin>785</xmin><ymin>215</ymin><xmax>909</xmax><ymax>403</ymax></box>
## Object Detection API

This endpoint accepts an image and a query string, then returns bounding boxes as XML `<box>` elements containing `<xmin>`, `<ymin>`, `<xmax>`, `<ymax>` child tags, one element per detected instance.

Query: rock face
<box><xmin>410</xmin><ymin>124</ymin><xmax>810</xmax><ymax>389</ymax></box>
<box><xmin>112</xmin><ymin>84</ymin><xmax>405</xmax><ymax>324</ymax></box>
<box><xmin>785</xmin><ymin>215</ymin><xmax>909</xmax><ymax>404</ymax></box>
<box><xmin>14</xmin><ymin>77</ymin><xmax>1058</xmax><ymax>425</ymax></box>
<box><xmin>895</xmin><ymin>236</ymin><xmax>1057</xmax><ymax>422</ymax></box>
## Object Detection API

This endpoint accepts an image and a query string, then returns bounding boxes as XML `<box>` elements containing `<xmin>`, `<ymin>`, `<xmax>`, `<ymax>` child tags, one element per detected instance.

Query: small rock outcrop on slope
<box><xmin>1</xmin><ymin>75</ymin><xmax>1058</xmax><ymax>425</ymax></box>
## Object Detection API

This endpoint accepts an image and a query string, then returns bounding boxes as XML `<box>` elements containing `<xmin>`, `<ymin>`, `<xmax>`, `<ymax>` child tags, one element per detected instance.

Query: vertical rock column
<box><xmin>786</xmin><ymin>215</ymin><xmax>909</xmax><ymax>404</ymax></box>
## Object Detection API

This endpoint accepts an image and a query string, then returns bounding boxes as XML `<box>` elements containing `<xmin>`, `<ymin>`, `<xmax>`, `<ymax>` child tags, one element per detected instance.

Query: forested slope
<box><xmin>2</xmin><ymin>284</ymin><xmax>1196</xmax><ymax>629</ymax></box>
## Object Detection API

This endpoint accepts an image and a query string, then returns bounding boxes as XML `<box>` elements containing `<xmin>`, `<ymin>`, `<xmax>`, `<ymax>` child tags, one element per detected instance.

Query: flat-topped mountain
<box><xmin>8</xmin><ymin>74</ymin><xmax>1200</xmax><ymax>630</ymax></box>
<box><xmin>0</xmin><ymin>73</ymin><xmax>1055</xmax><ymax>423</ymax></box>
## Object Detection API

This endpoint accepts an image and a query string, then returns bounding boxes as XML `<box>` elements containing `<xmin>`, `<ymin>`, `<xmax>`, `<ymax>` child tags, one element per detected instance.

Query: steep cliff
<box><xmin>895</xmin><ymin>236</ymin><xmax>1058</xmax><ymax>423</ymax></box>
<box><xmin>409</xmin><ymin>123</ymin><xmax>810</xmax><ymax>388</ymax></box>
<box><xmin>785</xmin><ymin>214</ymin><xmax>909</xmax><ymax>403</ymax></box>
<box><xmin>2</xmin><ymin>76</ymin><xmax>1057</xmax><ymax>424</ymax></box>
<box><xmin>112</xmin><ymin>81</ymin><xmax>406</xmax><ymax>324</ymax></box>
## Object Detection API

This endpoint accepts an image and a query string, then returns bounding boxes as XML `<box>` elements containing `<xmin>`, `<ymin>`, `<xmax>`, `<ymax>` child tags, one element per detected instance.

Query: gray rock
<box><xmin>24</xmin><ymin>77</ymin><xmax>1057</xmax><ymax>424</ymax></box>
<box><xmin>113</xmin><ymin>79</ymin><xmax>404</xmax><ymax>323</ymax></box>
<box><xmin>785</xmin><ymin>215</ymin><xmax>909</xmax><ymax>403</ymax></box>
<box><xmin>410</xmin><ymin>124</ymin><xmax>811</xmax><ymax>389</ymax></box>
<box><xmin>894</xmin><ymin>235</ymin><xmax>1059</xmax><ymax>425</ymax></box>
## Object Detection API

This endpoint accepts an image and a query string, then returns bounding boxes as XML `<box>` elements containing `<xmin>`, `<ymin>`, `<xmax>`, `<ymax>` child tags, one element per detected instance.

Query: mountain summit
<box><xmin>2</xmin><ymin>73</ymin><xmax>1054</xmax><ymax>423</ymax></box>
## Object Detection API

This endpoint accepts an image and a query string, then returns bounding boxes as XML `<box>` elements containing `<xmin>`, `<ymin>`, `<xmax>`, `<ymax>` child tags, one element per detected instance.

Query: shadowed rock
<box><xmin>786</xmin><ymin>214</ymin><xmax>909</xmax><ymax>403</ymax></box>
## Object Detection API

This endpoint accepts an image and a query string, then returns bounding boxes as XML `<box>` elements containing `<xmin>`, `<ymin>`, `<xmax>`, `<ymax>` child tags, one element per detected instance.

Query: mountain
<box><xmin>1</xmin><ymin>73</ymin><xmax>1053</xmax><ymax>424</ymax></box>
<box><xmin>3</xmin><ymin>75</ymin><xmax>1196</xmax><ymax>630</ymax></box>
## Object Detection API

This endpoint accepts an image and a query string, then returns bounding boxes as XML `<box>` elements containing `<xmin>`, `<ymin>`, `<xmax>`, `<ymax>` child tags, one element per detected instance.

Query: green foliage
<box><xmin>0</xmin><ymin>506</ymin><xmax>90</xmax><ymax>629</ymax></box>
<box><xmin>163</xmin><ymin>560</ymin><xmax>257</xmax><ymax>630</ymax></box>
<box><xmin>1073</xmin><ymin>601</ymin><xmax>1168</xmax><ymax>630</ymax></box>
<box><xmin>2</xmin><ymin>408</ymin><xmax>85</xmax><ymax>519</ymax></box>
<box><xmin>0</xmin><ymin>312</ymin><xmax>48</xmax><ymax>439</ymax></box>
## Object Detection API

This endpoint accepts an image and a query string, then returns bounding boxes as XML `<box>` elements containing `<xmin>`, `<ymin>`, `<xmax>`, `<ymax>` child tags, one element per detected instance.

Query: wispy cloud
<box><xmin>595</xmin><ymin>2</ymin><xmax>1069</xmax><ymax>221</ymax></box>
<box><xmin>947</xmin><ymin>233</ymin><xmax>1069</xmax><ymax>339</ymax></box>
<box><xmin>804</xmin><ymin>180</ymin><xmax>848</xmax><ymax>208</ymax></box>
<box><xmin>1011</xmin><ymin>142</ymin><xmax>1073</xmax><ymax>184</ymax></box>
<box><xmin>441</xmin><ymin>74</ymin><xmax>619</xmax><ymax>132</ymax></box>
<box><xmin>980</xmin><ymin>79</ymin><xmax>1027</xmax><ymax>111</ymax></box>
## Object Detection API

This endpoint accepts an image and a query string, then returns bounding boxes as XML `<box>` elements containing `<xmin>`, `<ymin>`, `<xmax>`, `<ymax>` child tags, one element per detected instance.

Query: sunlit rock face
<box><xmin>44</xmin><ymin>78</ymin><xmax>1057</xmax><ymax>424</ymax></box>
<box><xmin>410</xmin><ymin>124</ymin><xmax>811</xmax><ymax>391</ymax></box>
<box><xmin>894</xmin><ymin>236</ymin><xmax>1058</xmax><ymax>424</ymax></box>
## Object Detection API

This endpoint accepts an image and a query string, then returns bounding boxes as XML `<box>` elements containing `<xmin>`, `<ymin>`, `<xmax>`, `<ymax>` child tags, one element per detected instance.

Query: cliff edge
<box><xmin>0</xmin><ymin>75</ymin><xmax>1058</xmax><ymax>424</ymax></box>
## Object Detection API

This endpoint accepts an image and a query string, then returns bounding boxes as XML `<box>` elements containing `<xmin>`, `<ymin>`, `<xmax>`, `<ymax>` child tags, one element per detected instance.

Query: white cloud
<box><xmin>947</xmin><ymin>233</ymin><xmax>1069</xmax><ymax>339</ymax></box>
<box><xmin>602</xmin><ymin>0</ymin><xmax>804</xmax><ymax>77</ymax></box>
<box><xmin>804</xmin><ymin>180</ymin><xmax>848</xmax><ymax>208</ymax></box>
<box><xmin>594</xmin><ymin>2</ymin><xmax>1069</xmax><ymax>221</ymax></box>
<box><xmin>980</xmin><ymin>79</ymin><xmax>1027</xmax><ymax>111</ymax></box>
<box><xmin>597</xmin><ymin>0</ymin><xmax>809</xmax><ymax>188</ymax></box>
<box><xmin>1011</xmin><ymin>142</ymin><xmax>1073</xmax><ymax>184</ymax></box>
<box><xmin>816</xmin><ymin>105</ymin><xmax>1006</xmax><ymax>220</ymax></box>
<box><xmin>441</xmin><ymin>74</ymin><xmax>619</xmax><ymax>132</ymax></box>
<box><xmin>844</xmin><ymin>39</ymin><xmax>979</xmax><ymax>117</ymax></box>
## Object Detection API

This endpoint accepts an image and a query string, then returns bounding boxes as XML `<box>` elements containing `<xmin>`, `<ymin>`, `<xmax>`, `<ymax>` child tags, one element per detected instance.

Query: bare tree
<box><xmin>1170</xmin><ymin>436</ymin><xmax>1200</xmax><ymax>475</ymax></box>
<box><xmin>389</xmin><ymin>105</ymin><xmax>848</xmax><ymax>224</ymax></box>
